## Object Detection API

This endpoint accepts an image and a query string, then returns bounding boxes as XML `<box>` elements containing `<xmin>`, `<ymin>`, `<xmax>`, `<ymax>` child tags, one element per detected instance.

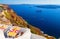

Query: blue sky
<box><xmin>0</xmin><ymin>0</ymin><xmax>60</xmax><ymax>5</ymax></box>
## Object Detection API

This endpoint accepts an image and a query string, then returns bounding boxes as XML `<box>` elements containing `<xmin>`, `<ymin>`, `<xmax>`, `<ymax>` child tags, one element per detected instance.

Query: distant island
<box><xmin>35</xmin><ymin>5</ymin><xmax>60</xmax><ymax>9</ymax></box>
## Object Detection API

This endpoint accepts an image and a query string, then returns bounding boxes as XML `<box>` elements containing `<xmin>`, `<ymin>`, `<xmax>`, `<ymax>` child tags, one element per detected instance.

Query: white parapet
<box><xmin>31</xmin><ymin>33</ymin><xmax>47</xmax><ymax>39</ymax></box>
<box><xmin>0</xmin><ymin>30</ymin><xmax>5</xmax><ymax>39</ymax></box>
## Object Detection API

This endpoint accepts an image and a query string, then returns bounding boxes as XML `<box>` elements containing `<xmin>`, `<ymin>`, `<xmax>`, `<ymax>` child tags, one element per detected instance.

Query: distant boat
<box><xmin>36</xmin><ymin>10</ymin><xmax>42</xmax><ymax>13</ymax></box>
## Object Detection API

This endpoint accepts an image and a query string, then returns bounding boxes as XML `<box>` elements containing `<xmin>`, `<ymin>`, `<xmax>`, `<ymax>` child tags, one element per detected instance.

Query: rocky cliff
<box><xmin>0</xmin><ymin>4</ymin><xmax>55</xmax><ymax>39</ymax></box>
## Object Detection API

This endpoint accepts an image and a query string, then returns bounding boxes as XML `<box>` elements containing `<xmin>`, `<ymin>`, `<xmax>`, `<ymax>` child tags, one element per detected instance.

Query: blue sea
<box><xmin>9</xmin><ymin>4</ymin><xmax>60</xmax><ymax>38</ymax></box>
